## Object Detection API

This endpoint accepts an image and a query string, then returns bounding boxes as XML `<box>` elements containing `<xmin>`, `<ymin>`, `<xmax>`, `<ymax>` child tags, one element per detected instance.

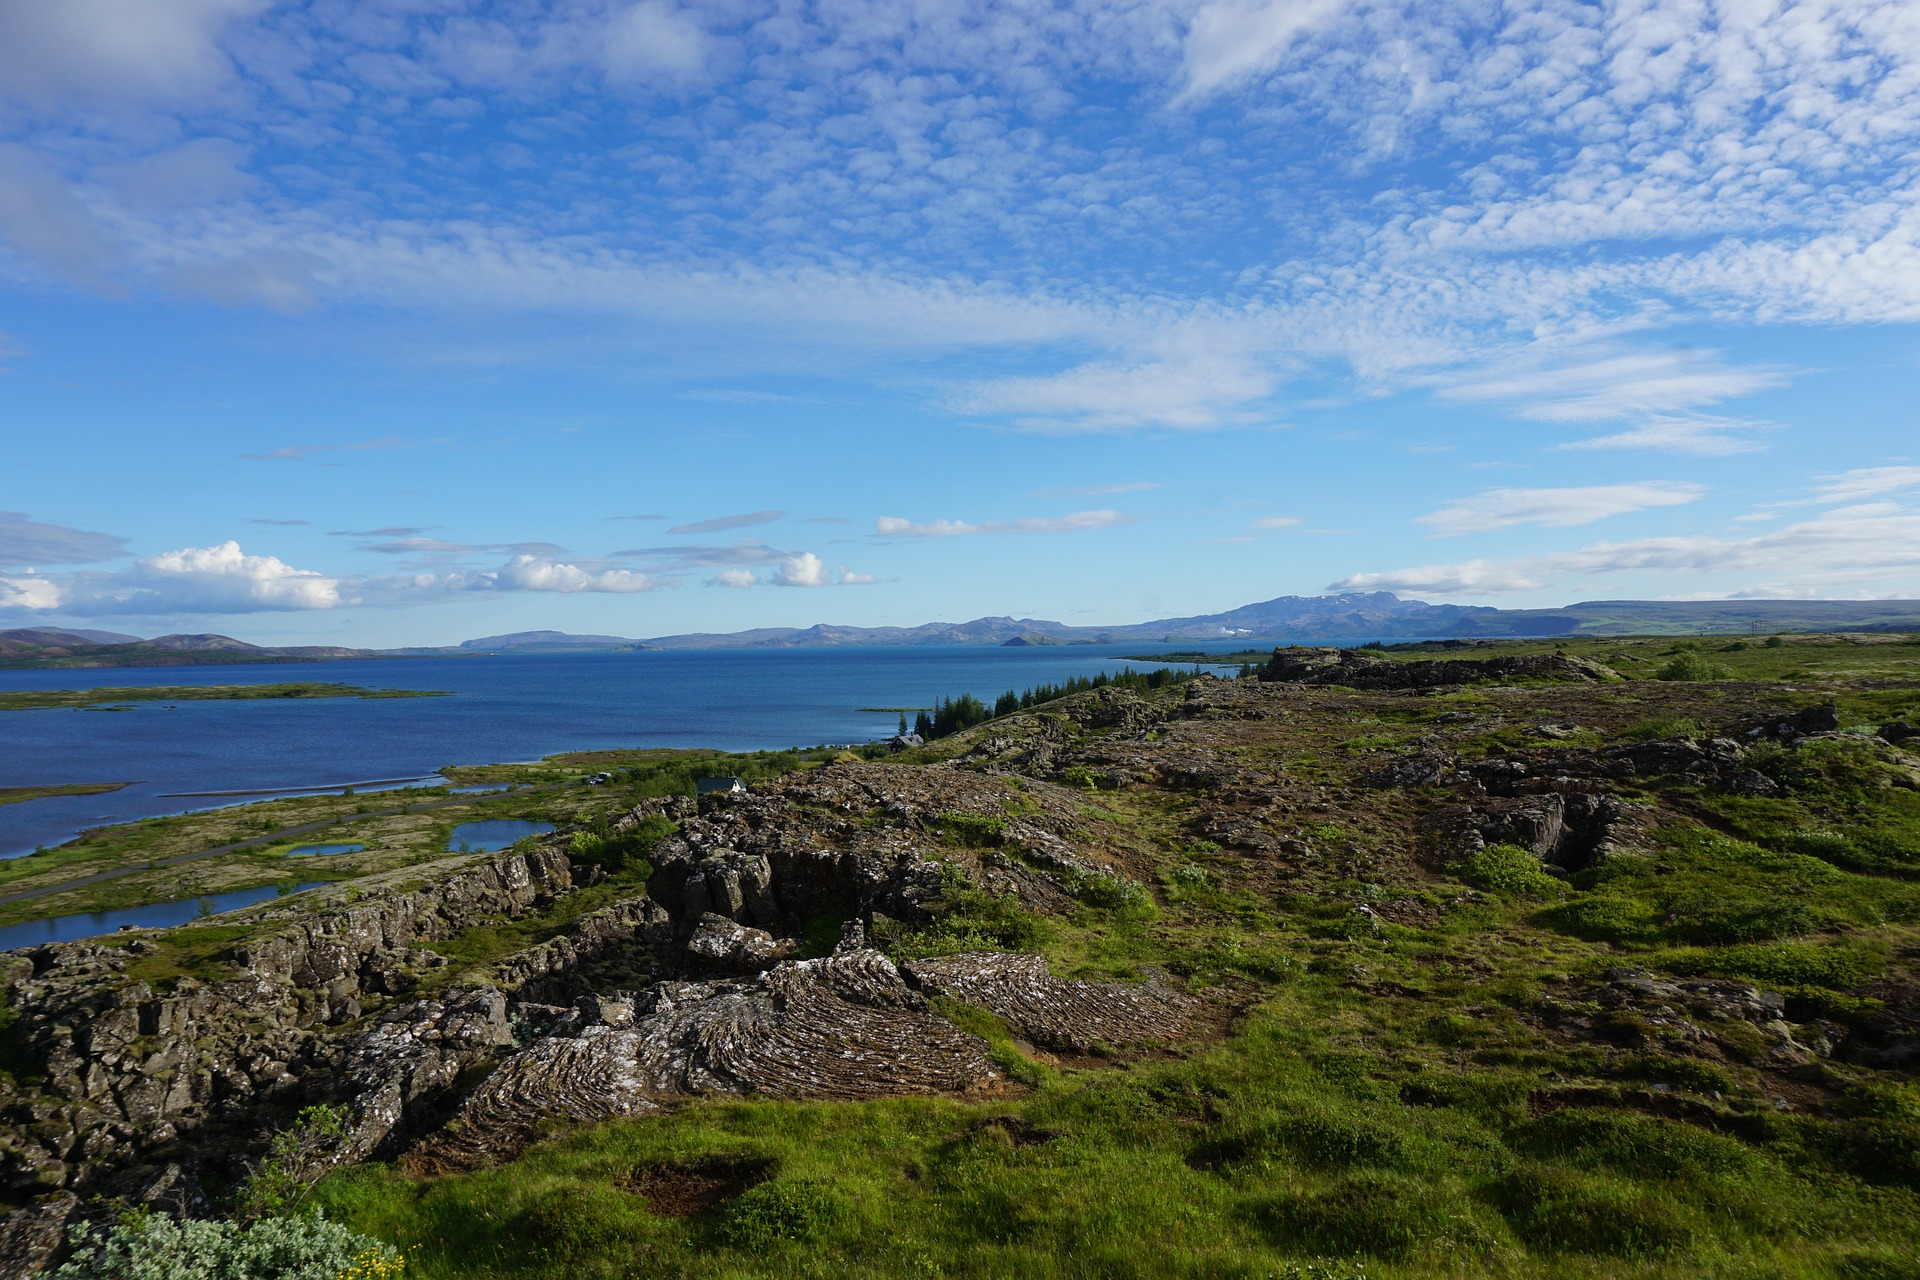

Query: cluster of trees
<box><xmin>912</xmin><ymin>666</ymin><xmax>1204</xmax><ymax>741</ymax></box>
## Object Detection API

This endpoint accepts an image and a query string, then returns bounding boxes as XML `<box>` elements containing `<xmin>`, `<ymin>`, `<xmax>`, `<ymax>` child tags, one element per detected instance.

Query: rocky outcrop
<box><xmin>1536</xmin><ymin>968</ymin><xmax>1841</xmax><ymax>1069</ymax></box>
<box><xmin>414</xmin><ymin>949</ymin><xmax>1000</xmax><ymax>1169</ymax></box>
<box><xmin>494</xmin><ymin>896</ymin><xmax>673</xmax><ymax>1005</ymax></box>
<box><xmin>901</xmin><ymin>952</ymin><xmax>1198</xmax><ymax>1052</ymax></box>
<box><xmin>0</xmin><ymin>847</ymin><xmax>581</xmax><ymax>1200</ymax></box>
<box><xmin>330</xmin><ymin>987</ymin><xmax>516</xmax><ymax>1163</ymax></box>
<box><xmin>683</xmin><ymin>914</ymin><xmax>795</xmax><ymax>974</ymax></box>
<box><xmin>0</xmin><ymin>757</ymin><xmax>1199</xmax><ymax>1263</ymax></box>
<box><xmin>1459</xmin><ymin>791</ymin><xmax>1629</xmax><ymax>871</ymax></box>
<box><xmin>1259</xmin><ymin>647</ymin><xmax>1619</xmax><ymax>689</ymax></box>
<box><xmin>232</xmin><ymin>848</ymin><xmax>576</xmax><ymax>996</ymax></box>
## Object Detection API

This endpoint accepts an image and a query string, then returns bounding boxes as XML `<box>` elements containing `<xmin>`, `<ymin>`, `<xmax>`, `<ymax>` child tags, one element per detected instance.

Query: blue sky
<box><xmin>2</xmin><ymin>0</ymin><xmax>1917</xmax><ymax>646</ymax></box>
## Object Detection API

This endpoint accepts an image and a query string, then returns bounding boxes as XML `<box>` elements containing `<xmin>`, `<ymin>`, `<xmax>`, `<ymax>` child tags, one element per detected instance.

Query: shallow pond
<box><xmin>446</xmin><ymin>819</ymin><xmax>555</xmax><ymax>852</ymax></box>
<box><xmin>285</xmin><ymin>842</ymin><xmax>365</xmax><ymax>858</ymax></box>
<box><xmin>0</xmin><ymin>881</ymin><xmax>330</xmax><ymax>951</ymax></box>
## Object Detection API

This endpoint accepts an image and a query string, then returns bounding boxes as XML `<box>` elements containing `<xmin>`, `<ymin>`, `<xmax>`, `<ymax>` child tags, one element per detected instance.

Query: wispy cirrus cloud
<box><xmin>1335</xmin><ymin>500</ymin><xmax>1920</xmax><ymax>599</ymax></box>
<box><xmin>1556</xmin><ymin>414</ymin><xmax>1773</xmax><ymax>458</ymax></box>
<box><xmin>241</xmin><ymin>437</ymin><xmax>407</xmax><ymax>462</ymax></box>
<box><xmin>1812</xmin><ymin>466</ymin><xmax>1920</xmax><ymax>503</ymax></box>
<box><xmin>667</xmin><ymin>510</ymin><xmax>785</xmax><ymax>535</ymax></box>
<box><xmin>1417</xmin><ymin>483</ymin><xmax>1707</xmax><ymax>537</ymax></box>
<box><xmin>1032</xmin><ymin>482</ymin><xmax>1162</xmax><ymax>498</ymax></box>
<box><xmin>0</xmin><ymin>511</ymin><xmax>127</xmax><ymax>567</ymax></box>
<box><xmin>874</xmin><ymin>510</ymin><xmax>1135</xmax><ymax>538</ymax></box>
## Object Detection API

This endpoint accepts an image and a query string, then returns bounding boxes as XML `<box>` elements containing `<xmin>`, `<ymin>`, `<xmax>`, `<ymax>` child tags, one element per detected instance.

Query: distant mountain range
<box><xmin>6</xmin><ymin>593</ymin><xmax>1920</xmax><ymax>669</ymax></box>
<box><xmin>0</xmin><ymin>627</ymin><xmax>369</xmax><ymax>669</ymax></box>
<box><xmin>449</xmin><ymin>593</ymin><xmax>1920</xmax><ymax>651</ymax></box>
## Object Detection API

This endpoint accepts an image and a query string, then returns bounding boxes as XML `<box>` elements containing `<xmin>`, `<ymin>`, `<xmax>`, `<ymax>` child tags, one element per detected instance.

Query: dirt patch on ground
<box><xmin>616</xmin><ymin>1156</ymin><xmax>772</xmax><ymax>1217</ymax></box>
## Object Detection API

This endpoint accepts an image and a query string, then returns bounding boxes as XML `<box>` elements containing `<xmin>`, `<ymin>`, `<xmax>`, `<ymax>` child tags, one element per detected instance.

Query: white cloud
<box><xmin>491</xmin><ymin>555</ymin><xmax>656</xmax><ymax>594</ymax></box>
<box><xmin>0</xmin><ymin>511</ymin><xmax>127</xmax><ymax>566</ymax></box>
<box><xmin>1432</xmin><ymin>348</ymin><xmax>1791</xmax><ymax>424</ymax></box>
<box><xmin>838</xmin><ymin>570</ymin><xmax>878</xmax><ymax>585</ymax></box>
<box><xmin>875</xmin><ymin>510</ymin><xmax>1132</xmax><ymax>538</ymax></box>
<box><xmin>1417</xmin><ymin>482</ymin><xmax>1706</xmax><ymax>537</ymax></box>
<box><xmin>1558</xmin><ymin>415</ymin><xmax>1770</xmax><ymax>457</ymax></box>
<box><xmin>132</xmin><ymin>541</ymin><xmax>345</xmax><ymax>612</ymax></box>
<box><xmin>1178</xmin><ymin>0</ymin><xmax>1344</xmax><ymax>101</ymax></box>
<box><xmin>1336</xmin><ymin>501</ymin><xmax>1920</xmax><ymax>598</ymax></box>
<box><xmin>1250</xmin><ymin>516</ymin><xmax>1301</xmax><ymax>529</ymax></box>
<box><xmin>1813</xmin><ymin>466</ymin><xmax>1920</xmax><ymax>503</ymax></box>
<box><xmin>0</xmin><ymin>145</ymin><xmax>123</xmax><ymax>287</ymax></box>
<box><xmin>3</xmin><ymin>0</ymin><xmax>1920</xmax><ymax>457</ymax></box>
<box><xmin>668</xmin><ymin>510</ymin><xmax>784</xmax><ymax>535</ymax></box>
<box><xmin>771</xmin><ymin>552</ymin><xmax>828</xmax><ymax>587</ymax></box>
<box><xmin>0</xmin><ymin>0</ymin><xmax>263</xmax><ymax>109</ymax></box>
<box><xmin>1333</xmin><ymin>560</ymin><xmax>1548</xmax><ymax>596</ymax></box>
<box><xmin>0</xmin><ymin>575</ymin><xmax>62</xmax><ymax>610</ymax></box>
<box><xmin>957</xmin><ymin>350</ymin><xmax>1279</xmax><ymax>433</ymax></box>
<box><xmin>706</xmin><ymin>568</ymin><xmax>757</xmax><ymax>589</ymax></box>
<box><xmin>602</xmin><ymin>2</ymin><xmax>709</xmax><ymax>83</ymax></box>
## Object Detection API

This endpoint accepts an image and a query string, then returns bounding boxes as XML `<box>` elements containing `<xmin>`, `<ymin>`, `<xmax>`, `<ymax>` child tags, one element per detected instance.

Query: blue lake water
<box><xmin>0</xmin><ymin>881</ymin><xmax>331</xmax><ymax>951</ymax></box>
<box><xmin>448</xmin><ymin>820</ymin><xmax>556</xmax><ymax>852</ymax></box>
<box><xmin>286</xmin><ymin>843</ymin><xmax>365</xmax><ymax>858</ymax></box>
<box><xmin>0</xmin><ymin>642</ymin><xmax>1283</xmax><ymax>858</ymax></box>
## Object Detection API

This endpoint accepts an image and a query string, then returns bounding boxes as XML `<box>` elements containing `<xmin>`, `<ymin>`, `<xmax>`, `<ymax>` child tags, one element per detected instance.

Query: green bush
<box><xmin>714</xmin><ymin>1176</ymin><xmax>849</xmax><ymax>1248</ymax></box>
<box><xmin>1455</xmin><ymin>844</ymin><xmax>1563</xmax><ymax>895</ymax></box>
<box><xmin>569</xmin><ymin>813</ymin><xmax>676</xmax><ymax>873</ymax></box>
<box><xmin>1656</xmin><ymin>652</ymin><xmax>1733</xmax><ymax>682</ymax></box>
<box><xmin>53</xmin><ymin>1211</ymin><xmax>402</xmax><ymax>1279</ymax></box>
<box><xmin>886</xmin><ymin>869</ymin><xmax>1049</xmax><ymax>958</ymax></box>
<box><xmin>932</xmin><ymin>811</ymin><xmax>1006</xmax><ymax>846</ymax></box>
<box><xmin>1058</xmin><ymin>867</ymin><xmax>1155</xmax><ymax>918</ymax></box>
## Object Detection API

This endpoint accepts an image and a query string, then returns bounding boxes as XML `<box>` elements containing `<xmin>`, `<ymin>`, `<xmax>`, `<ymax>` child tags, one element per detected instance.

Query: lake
<box><xmin>448</xmin><ymin>820</ymin><xmax>557</xmax><ymax>852</ymax></box>
<box><xmin>0</xmin><ymin>642</ymin><xmax>1282</xmax><ymax>858</ymax></box>
<box><xmin>0</xmin><ymin>881</ymin><xmax>331</xmax><ymax>951</ymax></box>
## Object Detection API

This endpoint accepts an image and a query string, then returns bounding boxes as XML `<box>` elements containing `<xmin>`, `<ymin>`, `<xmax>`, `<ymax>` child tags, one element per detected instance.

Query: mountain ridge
<box><xmin>5</xmin><ymin>593</ymin><xmax>1920</xmax><ymax>669</ymax></box>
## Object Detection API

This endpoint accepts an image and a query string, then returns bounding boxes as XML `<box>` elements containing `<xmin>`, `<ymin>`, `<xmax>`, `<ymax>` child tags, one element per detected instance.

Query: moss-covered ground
<box><xmin>280</xmin><ymin>634</ymin><xmax>1920</xmax><ymax>1278</ymax></box>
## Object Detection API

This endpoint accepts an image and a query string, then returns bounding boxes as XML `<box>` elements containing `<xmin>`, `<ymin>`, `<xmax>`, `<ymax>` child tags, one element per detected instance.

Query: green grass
<box><xmin>313</xmin><ymin>986</ymin><xmax>1920</xmax><ymax>1278</ymax></box>
<box><xmin>27</xmin><ymin>632</ymin><xmax>1920</xmax><ymax>1276</ymax></box>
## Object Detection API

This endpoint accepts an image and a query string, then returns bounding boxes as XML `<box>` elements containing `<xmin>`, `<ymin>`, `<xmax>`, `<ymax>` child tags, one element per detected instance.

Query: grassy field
<box><xmin>0</xmin><ymin>682</ymin><xmax>447</xmax><ymax>712</ymax></box>
<box><xmin>12</xmin><ymin>635</ymin><xmax>1917</xmax><ymax>1276</ymax></box>
<box><xmin>285</xmin><ymin>635</ymin><xmax>1920</xmax><ymax>1278</ymax></box>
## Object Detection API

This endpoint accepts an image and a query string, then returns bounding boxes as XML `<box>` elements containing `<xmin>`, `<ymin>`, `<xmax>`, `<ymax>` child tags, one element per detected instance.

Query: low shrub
<box><xmin>53</xmin><ymin>1211</ymin><xmax>403</xmax><ymax>1279</ymax></box>
<box><xmin>1455</xmin><ymin>844</ymin><xmax>1563</xmax><ymax>896</ymax></box>
<box><xmin>714</xmin><ymin>1176</ymin><xmax>850</xmax><ymax>1248</ymax></box>
<box><xmin>1656</xmin><ymin>653</ymin><xmax>1732</xmax><ymax>682</ymax></box>
<box><xmin>569</xmin><ymin>813</ymin><xmax>676</xmax><ymax>873</ymax></box>
<box><xmin>932</xmin><ymin>811</ymin><xmax>1007</xmax><ymax>846</ymax></box>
